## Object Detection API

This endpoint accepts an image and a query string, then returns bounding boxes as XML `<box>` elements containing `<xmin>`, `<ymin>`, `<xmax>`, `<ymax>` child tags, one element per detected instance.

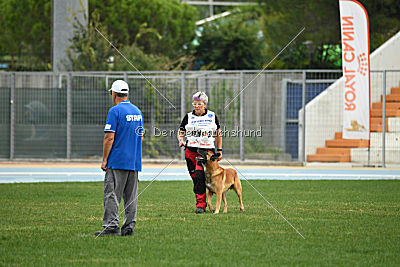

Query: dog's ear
<box><xmin>210</xmin><ymin>154</ymin><xmax>217</xmax><ymax>161</ymax></box>
<box><xmin>210</xmin><ymin>153</ymin><xmax>221</xmax><ymax>161</ymax></box>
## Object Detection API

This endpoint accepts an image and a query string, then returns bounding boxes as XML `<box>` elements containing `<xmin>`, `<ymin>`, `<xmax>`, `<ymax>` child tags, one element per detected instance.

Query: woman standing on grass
<box><xmin>177</xmin><ymin>92</ymin><xmax>223</xmax><ymax>213</ymax></box>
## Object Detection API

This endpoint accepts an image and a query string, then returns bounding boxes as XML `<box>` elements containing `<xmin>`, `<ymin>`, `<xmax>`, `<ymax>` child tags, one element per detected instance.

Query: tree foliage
<box><xmin>195</xmin><ymin>8</ymin><xmax>266</xmax><ymax>70</ymax></box>
<box><xmin>113</xmin><ymin>43</ymin><xmax>195</xmax><ymax>71</ymax></box>
<box><xmin>113</xmin><ymin>44</ymin><xmax>164</xmax><ymax>71</ymax></box>
<box><xmin>0</xmin><ymin>0</ymin><xmax>51</xmax><ymax>70</ymax></box>
<box><xmin>65</xmin><ymin>11</ymin><xmax>113</xmax><ymax>71</ymax></box>
<box><xmin>259</xmin><ymin>0</ymin><xmax>400</xmax><ymax>69</ymax></box>
<box><xmin>1</xmin><ymin>0</ymin><xmax>399</xmax><ymax>71</ymax></box>
<box><xmin>89</xmin><ymin>0</ymin><xmax>198</xmax><ymax>58</ymax></box>
<box><xmin>66</xmin><ymin>0</ymin><xmax>198</xmax><ymax>71</ymax></box>
<box><xmin>362</xmin><ymin>0</ymin><xmax>400</xmax><ymax>50</ymax></box>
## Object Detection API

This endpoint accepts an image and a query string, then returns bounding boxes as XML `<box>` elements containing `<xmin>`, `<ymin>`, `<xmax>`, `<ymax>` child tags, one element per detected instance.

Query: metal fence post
<box><xmin>10</xmin><ymin>73</ymin><xmax>15</xmax><ymax>160</ymax></box>
<box><xmin>204</xmin><ymin>73</ymin><xmax>210</xmax><ymax>103</ymax></box>
<box><xmin>301</xmin><ymin>70</ymin><xmax>306</xmax><ymax>162</ymax></box>
<box><xmin>180</xmin><ymin>72</ymin><xmax>186</xmax><ymax>160</ymax></box>
<box><xmin>67</xmin><ymin>73</ymin><xmax>72</xmax><ymax>159</ymax></box>
<box><xmin>240</xmin><ymin>72</ymin><xmax>245</xmax><ymax>161</ymax></box>
<box><xmin>124</xmin><ymin>72</ymin><xmax>128</xmax><ymax>83</ymax></box>
<box><xmin>382</xmin><ymin>70</ymin><xmax>386</xmax><ymax>167</ymax></box>
<box><xmin>281</xmin><ymin>79</ymin><xmax>288</xmax><ymax>153</ymax></box>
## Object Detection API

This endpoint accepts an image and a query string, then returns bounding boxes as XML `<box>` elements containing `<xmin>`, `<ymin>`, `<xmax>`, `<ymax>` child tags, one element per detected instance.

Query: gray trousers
<box><xmin>102</xmin><ymin>168</ymin><xmax>139</xmax><ymax>231</ymax></box>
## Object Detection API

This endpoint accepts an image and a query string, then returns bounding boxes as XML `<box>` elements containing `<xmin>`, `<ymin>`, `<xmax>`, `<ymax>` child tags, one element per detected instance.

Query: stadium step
<box><xmin>371</xmin><ymin>108</ymin><xmax>400</xmax><ymax>117</ymax></box>
<box><xmin>381</xmin><ymin>94</ymin><xmax>400</xmax><ymax>102</ymax></box>
<box><xmin>307</xmin><ymin>86</ymin><xmax>400</xmax><ymax>163</ymax></box>
<box><xmin>334</xmin><ymin>132</ymin><xmax>342</xmax><ymax>139</ymax></box>
<box><xmin>379</xmin><ymin>88</ymin><xmax>400</xmax><ymax>102</ymax></box>
<box><xmin>307</xmin><ymin>132</ymin><xmax>363</xmax><ymax>162</ymax></box>
<box><xmin>307</xmin><ymin>153</ymin><xmax>350</xmax><ymax>162</ymax></box>
<box><xmin>316</xmin><ymin>147</ymin><xmax>351</xmax><ymax>156</ymax></box>
<box><xmin>372</xmin><ymin>102</ymin><xmax>400</xmax><ymax>110</ymax></box>
<box><xmin>325</xmin><ymin>139</ymin><xmax>369</xmax><ymax>148</ymax></box>
<box><xmin>391</xmin><ymin>87</ymin><xmax>400</xmax><ymax>94</ymax></box>
<box><xmin>371</xmin><ymin>118</ymin><xmax>389</xmax><ymax>132</ymax></box>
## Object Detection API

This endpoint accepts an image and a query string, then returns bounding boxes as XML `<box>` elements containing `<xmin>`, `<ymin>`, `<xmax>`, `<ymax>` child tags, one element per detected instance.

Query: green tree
<box><xmin>113</xmin><ymin>44</ymin><xmax>164</xmax><ymax>71</ymax></box>
<box><xmin>113</xmin><ymin>43</ymin><xmax>195</xmax><ymax>71</ymax></box>
<box><xmin>362</xmin><ymin>0</ymin><xmax>400</xmax><ymax>50</ymax></box>
<box><xmin>259</xmin><ymin>0</ymin><xmax>400</xmax><ymax>69</ymax></box>
<box><xmin>195</xmin><ymin>8</ymin><xmax>266</xmax><ymax>70</ymax></box>
<box><xmin>65</xmin><ymin>11</ymin><xmax>113</xmax><ymax>71</ymax></box>
<box><xmin>0</xmin><ymin>0</ymin><xmax>51</xmax><ymax>70</ymax></box>
<box><xmin>89</xmin><ymin>0</ymin><xmax>198</xmax><ymax>58</ymax></box>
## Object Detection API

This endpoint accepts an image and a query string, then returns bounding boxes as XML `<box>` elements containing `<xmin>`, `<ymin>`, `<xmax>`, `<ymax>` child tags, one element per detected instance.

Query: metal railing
<box><xmin>0</xmin><ymin>70</ymin><xmax>399</xmax><ymax>166</ymax></box>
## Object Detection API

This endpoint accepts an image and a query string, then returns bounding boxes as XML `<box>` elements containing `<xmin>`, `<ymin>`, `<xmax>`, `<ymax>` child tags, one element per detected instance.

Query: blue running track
<box><xmin>0</xmin><ymin>163</ymin><xmax>399</xmax><ymax>183</ymax></box>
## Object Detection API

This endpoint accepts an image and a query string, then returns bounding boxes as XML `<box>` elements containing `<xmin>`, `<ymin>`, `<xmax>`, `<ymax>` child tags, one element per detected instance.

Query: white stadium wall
<box><xmin>300</xmin><ymin>31</ymin><xmax>400</xmax><ymax>161</ymax></box>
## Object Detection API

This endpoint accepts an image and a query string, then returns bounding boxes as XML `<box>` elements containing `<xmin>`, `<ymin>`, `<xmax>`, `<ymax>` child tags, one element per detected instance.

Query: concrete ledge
<box><xmin>0</xmin><ymin>158</ymin><xmax>303</xmax><ymax>167</ymax></box>
<box><xmin>305</xmin><ymin>162</ymin><xmax>353</xmax><ymax>168</ymax></box>
<box><xmin>389</xmin><ymin>117</ymin><xmax>400</xmax><ymax>132</ymax></box>
<box><xmin>351</xmin><ymin>148</ymin><xmax>400</xmax><ymax>164</ymax></box>
<box><xmin>370</xmin><ymin>132</ymin><xmax>400</xmax><ymax>148</ymax></box>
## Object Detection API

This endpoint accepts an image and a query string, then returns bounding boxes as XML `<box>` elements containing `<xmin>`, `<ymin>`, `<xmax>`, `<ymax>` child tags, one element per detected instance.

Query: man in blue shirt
<box><xmin>95</xmin><ymin>80</ymin><xmax>143</xmax><ymax>237</ymax></box>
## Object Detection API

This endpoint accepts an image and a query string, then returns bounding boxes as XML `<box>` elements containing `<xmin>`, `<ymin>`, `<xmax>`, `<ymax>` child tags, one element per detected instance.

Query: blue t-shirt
<box><xmin>104</xmin><ymin>101</ymin><xmax>143</xmax><ymax>171</ymax></box>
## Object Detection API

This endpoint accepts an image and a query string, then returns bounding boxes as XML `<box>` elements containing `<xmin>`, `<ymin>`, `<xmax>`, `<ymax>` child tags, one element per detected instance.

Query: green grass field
<box><xmin>0</xmin><ymin>180</ymin><xmax>399</xmax><ymax>266</ymax></box>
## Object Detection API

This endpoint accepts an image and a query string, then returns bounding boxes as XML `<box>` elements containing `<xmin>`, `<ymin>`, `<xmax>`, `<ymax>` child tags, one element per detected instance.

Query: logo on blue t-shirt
<box><xmin>126</xmin><ymin>114</ymin><xmax>143</xmax><ymax>121</ymax></box>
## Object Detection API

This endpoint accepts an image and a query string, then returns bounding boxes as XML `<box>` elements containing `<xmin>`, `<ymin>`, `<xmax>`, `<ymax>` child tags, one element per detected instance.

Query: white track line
<box><xmin>0</xmin><ymin>172</ymin><xmax>399</xmax><ymax>180</ymax></box>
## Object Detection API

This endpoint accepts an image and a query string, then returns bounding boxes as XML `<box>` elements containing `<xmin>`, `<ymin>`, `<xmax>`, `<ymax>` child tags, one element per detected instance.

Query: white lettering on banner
<box><xmin>342</xmin><ymin>16</ymin><xmax>357</xmax><ymax>112</ymax></box>
<box><xmin>340</xmin><ymin>0</ymin><xmax>370</xmax><ymax>140</ymax></box>
<box><xmin>126</xmin><ymin>115</ymin><xmax>143</xmax><ymax>121</ymax></box>
<box><xmin>344</xmin><ymin>67</ymin><xmax>356</xmax><ymax>111</ymax></box>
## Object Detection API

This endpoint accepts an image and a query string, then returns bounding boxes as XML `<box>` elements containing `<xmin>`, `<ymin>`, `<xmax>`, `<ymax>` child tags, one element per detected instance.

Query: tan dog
<box><xmin>203</xmin><ymin>151</ymin><xmax>244</xmax><ymax>214</ymax></box>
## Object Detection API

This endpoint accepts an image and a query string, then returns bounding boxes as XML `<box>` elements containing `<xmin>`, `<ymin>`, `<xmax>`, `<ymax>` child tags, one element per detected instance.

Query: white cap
<box><xmin>109</xmin><ymin>80</ymin><xmax>129</xmax><ymax>93</ymax></box>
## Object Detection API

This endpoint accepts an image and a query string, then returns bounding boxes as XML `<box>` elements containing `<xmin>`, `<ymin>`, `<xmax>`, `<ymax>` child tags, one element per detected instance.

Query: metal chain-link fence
<box><xmin>0</xmin><ymin>70</ymin><xmax>399</xmax><ymax>166</ymax></box>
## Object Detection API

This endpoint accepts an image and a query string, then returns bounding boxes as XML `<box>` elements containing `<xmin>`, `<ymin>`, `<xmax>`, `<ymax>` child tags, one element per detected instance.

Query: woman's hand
<box><xmin>217</xmin><ymin>152</ymin><xmax>222</xmax><ymax>161</ymax></box>
<box><xmin>178</xmin><ymin>139</ymin><xmax>185</xmax><ymax>147</ymax></box>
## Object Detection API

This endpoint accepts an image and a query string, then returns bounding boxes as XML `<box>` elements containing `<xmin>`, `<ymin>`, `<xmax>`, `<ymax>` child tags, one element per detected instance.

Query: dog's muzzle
<box><xmin>195</xmin><ymin>149</ymin><xmax>220</xmax><ymax>163</ymax></box>
<box><xmin>195</xmin><ymin>149</ymin><xmax>209</xmax><ymax>164</ymax></box>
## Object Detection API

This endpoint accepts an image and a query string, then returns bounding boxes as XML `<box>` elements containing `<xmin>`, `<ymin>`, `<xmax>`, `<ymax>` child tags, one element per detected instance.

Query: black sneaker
<box><xmin>195</xmin><ymin>207</ymin><xmax>205</xmax><ymax>214</ymax></box>
<box><xmin>94</xmin><ymin>227</ymin><xmax>120</xmax><ymax>237</ymax></box>
<box><xmin>121</xmin><ymin>228</ymin><xmax>134</xmax><ymax>236</ymax></box>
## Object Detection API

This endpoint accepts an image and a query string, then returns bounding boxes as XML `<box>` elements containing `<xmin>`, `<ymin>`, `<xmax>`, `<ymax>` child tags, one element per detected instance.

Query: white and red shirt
<box><xmin>179</xmin><ymin>109</ymin><xmax>220</xmax><ymax>150</ymax></box>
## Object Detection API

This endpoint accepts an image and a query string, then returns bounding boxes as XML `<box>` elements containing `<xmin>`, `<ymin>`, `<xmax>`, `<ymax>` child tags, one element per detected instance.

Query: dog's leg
<box><xmin>215</xmin><ymin>189</ymin><xmax>222</xmax><ymax>214</ymax></box>
<box><xmin>237</xmin><ymin>190</ymin><xmax>244</xmax><ymax>212</ymax></box>
<box><xmin>233</xmin><ymin>173</ymin><xmax>245</xmax><ymax>212</ymax></box>
<box><xmin>222</xmin><ymin>191</ymin><xmax>228</xmax><ymax>213</ymax></box>
<box><xmin>207</xmin><ymin>190</ymin><xmax>214</xmax><ymax>213</ymax></box>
